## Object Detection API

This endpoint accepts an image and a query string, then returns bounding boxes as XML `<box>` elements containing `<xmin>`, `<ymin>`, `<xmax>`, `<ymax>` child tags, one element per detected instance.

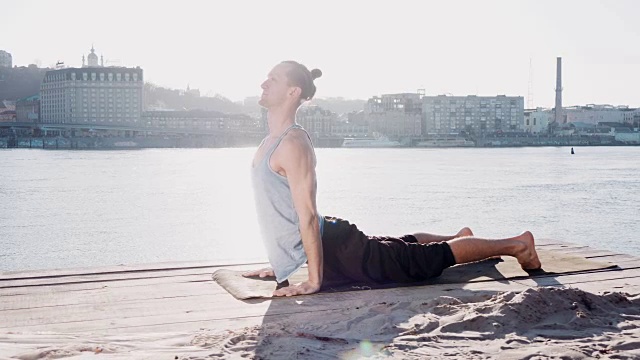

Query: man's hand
<box><xmin>273</xmin><ymin>281</ymin><xmax>320</xmax><ymax>297</ymax></box>
<box><xmin>242</xmin><ymin>267</ymin><xmax>275</xmax><ymax>278</ymax></box>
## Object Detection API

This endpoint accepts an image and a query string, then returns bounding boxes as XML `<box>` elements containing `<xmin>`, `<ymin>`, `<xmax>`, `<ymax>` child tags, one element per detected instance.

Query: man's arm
<box><xmin>271</xmin><ymin>130</ymin><xmax>323</xmax><ymax>296</ymax></box>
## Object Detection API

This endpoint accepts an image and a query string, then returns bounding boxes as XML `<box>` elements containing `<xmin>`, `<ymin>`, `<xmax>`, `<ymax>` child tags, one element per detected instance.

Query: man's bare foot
<box><xmin>513</xmin><ymin>231</ymin><xmax>542</xmax><ymax>270</ymax></box>
<box><xmin>455</xmin><ymin>227</ymin><xmax>474</xmax><ymax>238</ymax></box>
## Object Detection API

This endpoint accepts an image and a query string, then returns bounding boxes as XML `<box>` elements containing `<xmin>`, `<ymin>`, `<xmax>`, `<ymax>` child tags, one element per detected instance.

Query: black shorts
<box><xmin>320</xmin><ymin>216</ymin><xmax>456</xmax><ymax>288</ymax></box>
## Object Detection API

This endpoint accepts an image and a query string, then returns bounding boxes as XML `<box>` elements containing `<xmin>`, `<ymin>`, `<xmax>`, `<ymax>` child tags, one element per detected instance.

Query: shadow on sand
<box><xmin>226</xmin><ymin>261</ymin><xmax>639</xmax><ymax>359</ymax></box>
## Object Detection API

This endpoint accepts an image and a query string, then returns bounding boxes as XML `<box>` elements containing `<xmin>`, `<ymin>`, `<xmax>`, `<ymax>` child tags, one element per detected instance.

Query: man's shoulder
<box><xmin>281</xmin><ymin>128</ymin><xmax>312</xmax><ymax>149</ymax></box>
<box><xmin>274</xmin><ymin>128</ymin><xmax>314</xmax><ymax>166</ymax></box>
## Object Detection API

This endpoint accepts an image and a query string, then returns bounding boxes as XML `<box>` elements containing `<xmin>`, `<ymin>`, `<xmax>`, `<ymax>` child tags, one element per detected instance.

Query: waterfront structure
<box><xmin>142</xmin><ymin>110</ymin><xmax>259</xmax><ymax>133</ymax></box>
<box><xmin>615</xmin><ymin>131</ymin><xmax>640</xmax><ymax>144</ymax></box>
<box><xmin>16</xmin><ymin>95</ymin><xmax>40</xmax><ymax>122</ymax></box>
<box><xmin>296</xmin><ymin>105</ymin><xmax>335</xmax><ymax>138</ymax></box>
<box><xmin>332</xmin><ymin>122</ymin><xmax>369</xmax><ymax>138</ymax></box>
<box><xmin>342</xmin><ymin>136</ymin><xmax>401</xmax><ymax>148</ymax></box>
<box><xmin>40</xmin><ymin>46</ymin><xmax>143</xmax><ymax>125</ymax></box>
<box><xmin>422</xmin><ymin>95</ymin><xmax>524</xmax><ymax>135</ymax></box>
<box><xmin>365</xmin><ymin>93</ymin><xmax>422</xmax><ymax>138</ymax></box>
<box><xmin>0</xmin><ymin>50</ymin><xmax>12</xmax><ymax>68</ymax></box>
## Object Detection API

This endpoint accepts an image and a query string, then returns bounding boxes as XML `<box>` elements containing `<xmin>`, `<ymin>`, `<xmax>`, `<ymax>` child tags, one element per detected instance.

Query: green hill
<box><xmin>0</xmin><ymin>66</ymin><xmax>48</xmax><ymax>101</ymax></box>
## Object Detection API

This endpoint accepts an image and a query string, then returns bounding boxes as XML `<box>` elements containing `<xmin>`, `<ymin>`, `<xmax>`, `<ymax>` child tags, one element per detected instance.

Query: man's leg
<box><xmin>447</xmin><ymin>231</ymin><xmax>541</xmax><ymax>270</ymax></box>
<box><xmin>413</xmin><ymin>227</ymin><xmax>473</xmax><ymax>244</ymax></box>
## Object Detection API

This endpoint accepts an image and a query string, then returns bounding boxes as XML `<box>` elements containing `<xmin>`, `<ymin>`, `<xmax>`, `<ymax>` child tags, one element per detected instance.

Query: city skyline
<box><xmin>2</xmin><ymin>0</ymin><xmax>640</xmax><ymax>107</ymax></box>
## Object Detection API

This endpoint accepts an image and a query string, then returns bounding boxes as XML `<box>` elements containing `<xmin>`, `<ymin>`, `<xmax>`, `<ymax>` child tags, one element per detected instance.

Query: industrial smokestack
<box><xmin>554</xmin><ymin>57</ymin><xmax>563</xmax><ymax>124</ymax></box>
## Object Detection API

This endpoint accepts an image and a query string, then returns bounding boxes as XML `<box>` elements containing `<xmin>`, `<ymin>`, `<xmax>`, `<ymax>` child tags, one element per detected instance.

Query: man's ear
<box><xmin>289</xmin><ymin>86</ymin><xmax>302</xmax><ymax>99</ymax></box>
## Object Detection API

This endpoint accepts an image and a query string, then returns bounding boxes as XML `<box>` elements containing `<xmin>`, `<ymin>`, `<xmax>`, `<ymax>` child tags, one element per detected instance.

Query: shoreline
<box><xmin>1</xmin><ymin>136</ymin><xmax>639</xmax><ymax>150</ymax></box>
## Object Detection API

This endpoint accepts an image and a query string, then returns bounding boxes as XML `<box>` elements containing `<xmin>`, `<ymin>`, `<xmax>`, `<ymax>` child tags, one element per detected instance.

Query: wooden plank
<box><xmin>0</xmin><ymin>281</ymin><xmax>218</xmax><ymax>311</ymax></box>
<box><xmin>0</xmin><ymin>273</ymin><xmax>214</xmax><ymax>296</ymax></box>
<box><xmin>0</xmin><ymin>260</ymin><xmax>268</xmax><ymax>281</ymax></box>
<box><xmin>0</xmin><ymin>263</ymin><xmax>267</xmax><ymax>289</ymax></box>
<box><xmin>535</xmin><ymin>244</ymin><xmax>591</xmax><ymax>252</ymax></box>
<box><xmin>0</xmin><ymin>280</ymin><xmax>532</xmax><ymax>334</ymax></box>
<box><xmin>582</xmin><ymin>254</ymin><xmax>639</xmax><ymax>267</ymax></box>
<box><xmin>587</xmin><ymin>253</ymin><xmax>637</xmax><ymax>261</ymax></box>
<box><xmin>512</xmin><ymin>266</ymin><xmax>640</xmax><ymax>288</ymax></box>
<box><xmin>553</xmin><ymin>278</ymin><xmax>640</xmax><ymax>294</ymax></box>
<box><xmin>533</xmin><ymin>239</ymin><xmax>574</xmax><ymax>246</ymax></box>
<box><xmin>537</xmin><ymin>244</ymin><xmax>639</xmax><ymax>261</ymax></box>
<box><xmin>0</xmin><ymin>271</ymin><xmax>211</xmax><ymax>290</ymax></box>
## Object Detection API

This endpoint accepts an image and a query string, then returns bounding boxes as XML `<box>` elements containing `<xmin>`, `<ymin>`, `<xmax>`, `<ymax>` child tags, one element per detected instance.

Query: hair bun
<box><xmin>310</xmin><ymin>68</ymin><xmax>322</xmax><ymax>80</ymax></box>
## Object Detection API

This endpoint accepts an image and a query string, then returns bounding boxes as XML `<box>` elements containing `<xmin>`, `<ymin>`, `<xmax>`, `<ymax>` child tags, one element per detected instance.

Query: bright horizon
<box><xmin>3</xmin><ymin>0</ymin><xmax>640</xmax><ymax>107</ymax></box>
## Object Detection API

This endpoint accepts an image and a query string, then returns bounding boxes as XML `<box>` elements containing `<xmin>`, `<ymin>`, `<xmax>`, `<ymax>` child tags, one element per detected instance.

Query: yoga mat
<box><xmin>212</xmin><ymin>249</ymin><xmax>617</xmax><ymax>300</ymax></box>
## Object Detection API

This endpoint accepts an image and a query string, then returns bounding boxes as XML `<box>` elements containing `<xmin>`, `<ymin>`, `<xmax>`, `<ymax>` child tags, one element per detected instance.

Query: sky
<box><xmin>2</xmin><ymin>0</ymin><xmax>640</xmax><ymax>107</ymax></box>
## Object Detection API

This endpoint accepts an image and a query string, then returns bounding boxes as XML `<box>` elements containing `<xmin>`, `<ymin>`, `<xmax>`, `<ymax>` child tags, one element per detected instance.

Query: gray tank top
<box><xmin>251</xmin><ymin>124</ymin><xmax>324</xmax><ymax>283</ymax></box>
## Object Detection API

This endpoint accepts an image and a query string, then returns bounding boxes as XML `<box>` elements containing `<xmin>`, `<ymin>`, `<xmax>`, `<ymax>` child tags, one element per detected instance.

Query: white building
<box><xmin>563</xmin><ymin>104</ymin><xmax>627</xmax><ymax>125</ymax></box>
<box><xmin>0</xmin><ymin>50</ymin><xmax>12</xmax><ymax>68</ymax></box>
<box><xmin>365</xmin><ymin>93</ymin><xmax>422</xmax><ymax>138</ymax></box>
<box><xmin>523</xmin><ymin>108</ymin><xmax>553</xmax><ymax>133</ymax></box>
<box><xmin>622</xmin><ymin>108</ymin><xmax>640</xmax><ymax>127</ymax></box>
<box><xmin>40</xmin><ymin>47</ymin><xmax>143</xmax><ymax>124</ymax></box>
<box><xmin>523</xmin><ymin>105</ymin><xmax>635</xmax><ymax>133</ymax></box>
<box><xmin>296</xmin><ymin>105</ymin><xmax>335</xmax><ymax>137</ymax></box>
<box><xmin>423</xmin><ymin>95</ymin><xmax>524</xmax><ymax>135</ymax></box>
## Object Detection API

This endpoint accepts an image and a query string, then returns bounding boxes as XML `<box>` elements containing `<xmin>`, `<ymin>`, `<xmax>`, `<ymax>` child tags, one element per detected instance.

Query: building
<box><xmin>524</xmin><ymin>105</ymin><xmax>635</xmax><ymax>133</ymax></box>
<box><xmin>16</xmin><ymin>94</ymin><xmax>40</xmax><ymax>122</ymax></box>
<box><xmin>296</xmin><ymin>105</ymin><xmax>335</xmax><ymax>138</ymax></box>
<box><xmin>422</xmin><ymin>95</ymin><xmax>524</xmax><ymax>135</ymax></box>
<box><xmin>365</xmin><ymin>93</ymin><xmax>422</xmax><ymax>138</ymax></box>
<box><xmin>332</xmin><ymin>111</ymin><xmax>369</xmax><ymax>138</ymax></box>
<box><xmin>184</xmin><ymin>85</ymin><xmax>200</xmax><ymax>97</ymax></box>
<box><xmin>82</xmin><ymin>45</ymin><xmax>103</xmax><ymax>68</ymax></box>
<box><xmin>142</xmin><ymin>110</ymin><xmax>259</xmax><ymax>133</ymax></box>
<box><xmin>523</xmin><ymin>108</ymin><xmax>553</xmax><ymax>134</ymax></box>
<box><xmin>0</xmin><ymin>50</ymin><xmax>12</xmax><ymax>68</ymax></box>
<box><xmin>0</xmin><ymin>110</ymin><xmax>16</xmax><ymax>122</ymax></box>
<box><xmin>622</xmin><ymin>108</ymin><xmax>640</xmax><ymax>128</ymax></box>
<box><xmin>40</xmin><ymin>46</ymin><xmax>143</xmax><ymax>125</ymax></box>
<box><xmin>563</xmin><ymin>105</ymin><xmax>627</xmax><ymax>125</ymax></box>
<box><xmin>0</xmin><ymin>101</ymin><xmax>16</xmax><ymax>122</ymax></box>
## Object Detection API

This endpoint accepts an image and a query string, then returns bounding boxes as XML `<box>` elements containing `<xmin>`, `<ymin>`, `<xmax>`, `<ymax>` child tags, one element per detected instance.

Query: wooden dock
<box><xmin>1</xmin><ymin>239</ymin><xmax>639</xmax><ymax>358</ymax></box>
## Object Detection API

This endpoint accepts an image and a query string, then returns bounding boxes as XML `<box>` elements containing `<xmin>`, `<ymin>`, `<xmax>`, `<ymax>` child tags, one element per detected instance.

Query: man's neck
<box><xmin>267</xmin><ymin>105</ymin><xmax>298</xmax><ymax>137</ymax></box>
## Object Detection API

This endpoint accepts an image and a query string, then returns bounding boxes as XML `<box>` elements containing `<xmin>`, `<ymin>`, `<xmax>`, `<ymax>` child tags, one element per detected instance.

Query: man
<box><xmin>244</xmin><ymin>61</ymin><xmax>541</xmax><ymax>297</ymax></box>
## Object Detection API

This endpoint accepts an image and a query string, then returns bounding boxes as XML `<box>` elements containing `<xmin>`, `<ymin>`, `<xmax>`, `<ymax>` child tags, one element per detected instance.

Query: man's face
<box><xmin>258</xmin><ymin>63</ymin><xmax>297</xmax><ymax>108</ymax></box>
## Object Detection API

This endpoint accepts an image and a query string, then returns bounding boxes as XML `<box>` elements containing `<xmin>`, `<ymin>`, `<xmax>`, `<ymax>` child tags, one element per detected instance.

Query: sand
<box><xmin>2</xmin><ymin>287</ymin><xmax>639</xmax><ymax>359</ymax></box>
